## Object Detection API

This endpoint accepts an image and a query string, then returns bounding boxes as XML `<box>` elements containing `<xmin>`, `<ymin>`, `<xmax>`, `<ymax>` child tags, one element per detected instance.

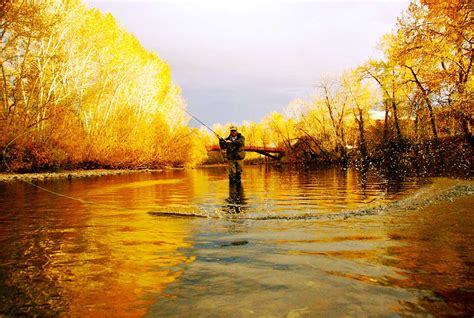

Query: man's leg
<box><xmin>228</xmin><ymin>160</ymin><xmax>237</xmax><ymax>181</ymax></box>
<box><xmin>235</xmin><ymin>160</ymin><xmax>243</xmax><ymax>182</ymax></box>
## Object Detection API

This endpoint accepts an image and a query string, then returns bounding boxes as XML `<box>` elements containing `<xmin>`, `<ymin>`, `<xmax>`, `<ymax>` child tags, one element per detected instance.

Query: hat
<box><xmin>230</xmin><ymin>125</ymin><xmax>237</xmax><ymax>131</ymax></box>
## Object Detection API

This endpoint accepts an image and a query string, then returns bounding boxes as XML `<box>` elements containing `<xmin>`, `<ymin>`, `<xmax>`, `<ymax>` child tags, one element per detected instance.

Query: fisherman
<box><xmin>219</xmin><ymin>125</ymin><xmax>245</xmax><ymax>183</ymax></box>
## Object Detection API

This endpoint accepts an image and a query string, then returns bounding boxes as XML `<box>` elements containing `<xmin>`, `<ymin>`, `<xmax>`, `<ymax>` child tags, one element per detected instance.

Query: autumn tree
<box><xmin>342</xmin><ymin>70</ymin><xmax>375</xmax><ymax>163</ymax></box>
<box><xmin>359</xmin><ymin>57</ymin><xmax>411</xmax><ymax>143</ymax></box>
<box><xmin>390</xmin><ymin>0</ymin><xmax>473</xmax><ymax>144</ymax></box>
<box><xmin>318</xmin><ymin>79</ymin><xmax>349</xmax><ymax>165</ymax></box>
<box><xmin>1</xmin><ymin>0</ymin><xmax>195</xmax><ymax>171</ymax></box>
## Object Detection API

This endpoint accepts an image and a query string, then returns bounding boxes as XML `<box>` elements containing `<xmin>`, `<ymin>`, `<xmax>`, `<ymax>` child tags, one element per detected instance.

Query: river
<box><xmin>0</xmin><ymin>166</ymin><xmax>472</xmax><ymax>317</ymax></box>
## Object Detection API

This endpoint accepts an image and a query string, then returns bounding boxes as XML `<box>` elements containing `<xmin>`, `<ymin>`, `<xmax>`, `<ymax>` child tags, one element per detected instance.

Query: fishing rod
<box><xmin>182</xmin><ymin>108</ymin><xmax>223</xmax><ymax>139</ymax></box>
<box><xmin>181</xmin><ymin>107</ymin><xmax>228</xmax><ymax>164</ymax></box>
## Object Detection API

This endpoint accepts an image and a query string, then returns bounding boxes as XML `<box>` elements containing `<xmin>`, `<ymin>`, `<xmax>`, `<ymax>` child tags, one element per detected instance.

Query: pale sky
<box><xmin>85</xmin><ymin>0</ymin><xmax>409</xmax><ymax>126</ymax></box>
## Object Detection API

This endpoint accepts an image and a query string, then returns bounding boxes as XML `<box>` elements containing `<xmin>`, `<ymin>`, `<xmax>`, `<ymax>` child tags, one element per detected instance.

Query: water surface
<box><xmin>0</xmin><ymin>166</ymin><xmax>472</xmax><ymax>317</ymax></box>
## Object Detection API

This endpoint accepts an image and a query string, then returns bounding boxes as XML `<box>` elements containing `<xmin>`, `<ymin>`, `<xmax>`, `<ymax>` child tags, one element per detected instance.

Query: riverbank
<box><xmin>0</xmin><ymin>169</ymin><xmax>163</xmax><ymax>183</ymax></box>
<box><xmin>0</xmin><ymin>161</ymin><xmax>281</xmax><ymax>182</ymax></box>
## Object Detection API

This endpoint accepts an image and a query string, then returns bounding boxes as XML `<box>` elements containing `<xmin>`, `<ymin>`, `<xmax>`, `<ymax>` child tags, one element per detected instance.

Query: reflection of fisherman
<box><xmin>224</xmin><ymin>182</ymin><xmax>246</xmax><ymax>214</ymax></box>
<box><xmin>219</xmin><ymin>125</ymin><xmax>245</xmax><ymax>183</ymax></box>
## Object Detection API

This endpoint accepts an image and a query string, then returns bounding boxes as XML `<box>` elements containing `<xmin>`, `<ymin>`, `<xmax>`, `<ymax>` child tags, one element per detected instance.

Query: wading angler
<box><xmin>219</xmin><ymin>126</ymin><xmax>245</xmax><ymax>183</ymax></box>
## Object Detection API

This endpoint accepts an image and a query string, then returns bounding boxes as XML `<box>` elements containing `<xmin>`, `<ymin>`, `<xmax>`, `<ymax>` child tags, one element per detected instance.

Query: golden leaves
<box><xmin>2</xmin><ymin>0</ymin><xmax>194</xmax><ymax>170</ymax></box>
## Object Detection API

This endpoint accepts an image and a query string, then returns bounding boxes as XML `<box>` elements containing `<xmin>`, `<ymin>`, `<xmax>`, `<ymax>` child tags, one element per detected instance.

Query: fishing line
<box><xmin>21</xmin><ymin>178</ymin><xmax>130</xmax><ymax>210</ymax></box>
<box><xmin>2</xmin><ymin>134</ymin><xmax>222</xmax><ymax>216</ymax></box>
<box><xmin>1</xmin><ymin>129</ymin><xmax>133</xmax><ymax>211</ymax></box>
<box><xmin>1</xmin><ymin>107</ymin><xmax>227</xmax><ymax>213</ymax></box>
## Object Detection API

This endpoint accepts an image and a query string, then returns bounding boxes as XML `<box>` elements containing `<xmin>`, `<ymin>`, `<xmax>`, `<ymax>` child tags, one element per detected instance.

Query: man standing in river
<box><xmin>219</xmin><ymin>125</ymin><xmax>245</xmax><ymax>183</ymax></box>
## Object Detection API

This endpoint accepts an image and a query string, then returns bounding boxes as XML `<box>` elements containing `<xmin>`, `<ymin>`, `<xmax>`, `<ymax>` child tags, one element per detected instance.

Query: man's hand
<box><xmin>226</xmin><ymin>140</ymin><xmax>232</xmax><ymax>144</ymax></box>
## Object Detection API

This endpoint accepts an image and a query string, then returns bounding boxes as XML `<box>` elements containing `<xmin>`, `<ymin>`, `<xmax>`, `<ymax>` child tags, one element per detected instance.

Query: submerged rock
<box><xmin>220</xmin><ymin>240</ymin><xmax>249</xmax><ymax>247</ymax></box>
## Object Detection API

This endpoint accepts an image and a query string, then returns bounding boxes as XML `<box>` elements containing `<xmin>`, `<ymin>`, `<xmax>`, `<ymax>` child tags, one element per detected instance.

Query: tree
<box><xmin>342</xmin><ymin>70</ymin><xmax>374</xmax><ymax>162</ymax></box>
<box><xmin>318</xmin><ymin>79</ymin><xmax>348</xmax><ymax>165</ymax></box>
<box><xmin>391</xmin><ymin>0</ymin><xmax>473</xmax><ymax>144</ymax></box>
<box><xmin>1</xmin><ymin>0</ymin><xmax>195</xmax><ymax>171</ymax></box>
<box><xmin>359</xmin><ymin>57</ymin><xmax>410</xmax><ymax>143</ymax></box>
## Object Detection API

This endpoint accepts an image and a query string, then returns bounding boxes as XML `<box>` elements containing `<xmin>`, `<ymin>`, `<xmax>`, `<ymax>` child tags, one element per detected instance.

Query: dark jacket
<box><xmin>219</xmin><ymin>133</ymin><xmax>245</xmax><ymax>160</ymax></box>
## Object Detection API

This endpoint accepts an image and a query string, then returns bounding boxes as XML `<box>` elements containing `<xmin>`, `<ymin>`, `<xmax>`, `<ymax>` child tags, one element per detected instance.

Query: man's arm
<box><xmin>219</xmin><ymin>137</ymin><xmax>227</xmax><ymax>149</ymax></box>
<box><xmin>220</xmin><ymin>135</ymin><xmax>233</xmax><ymax>149</ymax></box>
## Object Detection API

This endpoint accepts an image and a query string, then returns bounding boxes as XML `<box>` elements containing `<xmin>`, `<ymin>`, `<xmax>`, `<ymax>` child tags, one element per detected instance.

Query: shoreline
<box><xmin>0</xmin><ymin>162</ymin><xmax>266</xmax><ymax>182</ymax></box>
<box><xmin>0</xmin><ymin>169</ymin><xmax>163</xmax><ymax>183</ymax></box>
<box><xmin>1</xmin><ymin>164</ymin><xmax>471</xmax><ymax>183</ymax></box>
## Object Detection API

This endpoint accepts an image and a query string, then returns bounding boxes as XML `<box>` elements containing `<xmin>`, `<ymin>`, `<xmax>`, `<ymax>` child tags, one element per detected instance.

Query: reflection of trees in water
<box><xmin>383</xmin><ymin>196</ymin><xmax>474</xmax><ymax>316</ymax></box>
<box><xmin>223</xmin><ymin>182</ymin><xmax>247</xmax><ymax>214</ymax></box>
<box><xmin>0</xmin><ymin>183</ymin><xmax>73</xmax><ymax>316</ymax></box>
<box><xmin>0</xmin><ymin>182</ymin><xmax>194</xmax><ymax>317</ymax></box>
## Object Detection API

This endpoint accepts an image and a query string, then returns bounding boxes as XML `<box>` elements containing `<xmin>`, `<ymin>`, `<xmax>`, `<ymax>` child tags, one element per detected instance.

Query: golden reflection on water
<box><xmin>382</xmin><ymin>194</ymin><xmax>474</xmax><ymax>316</ymax></box>
<box><xmin>0</xmin><ymin>175</ymin><xmax>196</xmax><ymax>317</ymax></box>
<box><xmin>48</xmin><ymin>216</ymin><xmax>194</xmax><ymax>317</ymax></box>
<box><xmin>62</xmin><ymin>176</ymin><xmax>195</xmax><ymax>317</ymax></box>
<box><xmin>1</xmin><ymin>168</ymin><xmax>471</xmax><ymax>317</ymax></box>
<box><xmin>274</xmin><ymin>181</ymin><xmax>473</xmax><ymax>316</ymax></box>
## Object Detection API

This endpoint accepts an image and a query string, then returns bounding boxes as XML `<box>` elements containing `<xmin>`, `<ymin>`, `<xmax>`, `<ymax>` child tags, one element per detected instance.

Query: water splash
<box><xmin>148</xmin><ymin>206</ymin><xmax>215</xmax><ymax>218</ymax></box>
<box><xmin>147</xmin><ymin>182</ymin><xmax>474</xmax><ymax>221</ymax></box>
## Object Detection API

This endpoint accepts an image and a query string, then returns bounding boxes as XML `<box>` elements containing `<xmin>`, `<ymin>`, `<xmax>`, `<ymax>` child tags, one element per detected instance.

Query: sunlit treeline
<box><xmin>1</xmin><ymin>0</ymin><xmax>205</xmax><ymax>171</ymax></box>
<box><xmin>208</xmin><ymin>0</ymin><xmax>472</xmax><ymax>174</ymax></box>
<box><xmin>2</xmin><ymin>0</ymin><xmax>471</xmax><ymax>173</ymax></box>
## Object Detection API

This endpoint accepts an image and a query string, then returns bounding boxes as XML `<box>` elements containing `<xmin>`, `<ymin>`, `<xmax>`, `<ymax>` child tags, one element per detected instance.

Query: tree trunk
<box><xmin>406</xmin><ymin>65</ymin><xmax>439</xmax><ymax>145</ymax></box>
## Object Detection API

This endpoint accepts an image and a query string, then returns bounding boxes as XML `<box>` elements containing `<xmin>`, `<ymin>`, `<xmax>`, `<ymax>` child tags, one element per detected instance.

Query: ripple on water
<box><xmin>1</xmin><ymin>167</ymin><xmax>472</xmax><ymax>317</ymax></box>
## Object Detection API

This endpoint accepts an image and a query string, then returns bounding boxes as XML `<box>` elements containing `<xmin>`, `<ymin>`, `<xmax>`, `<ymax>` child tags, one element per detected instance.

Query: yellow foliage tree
<box><xmin>1</xmin><ymin>0</ymin><xmax>195</xmax><ymax>171</ymax></box>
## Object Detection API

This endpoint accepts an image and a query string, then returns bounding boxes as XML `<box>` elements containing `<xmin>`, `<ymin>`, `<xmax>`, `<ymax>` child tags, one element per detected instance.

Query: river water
<box><xmin>0</xmin><ymin>166</ymin><xmax>472</xmax><ymax>317</ymax></box>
